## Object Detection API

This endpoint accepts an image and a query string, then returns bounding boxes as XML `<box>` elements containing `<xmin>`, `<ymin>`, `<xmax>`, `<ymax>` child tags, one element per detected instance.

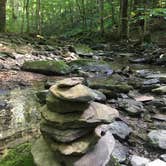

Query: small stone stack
<box><xmin>32</xmin><ymin>77</ymin><xmax>119</xmax><ymax>166</ymax></box>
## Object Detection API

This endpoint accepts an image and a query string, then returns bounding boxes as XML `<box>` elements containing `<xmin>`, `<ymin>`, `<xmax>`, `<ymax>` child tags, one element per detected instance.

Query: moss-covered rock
<box><xmin>87</xmin><ymin>77</ymin><xmax>133</xmax><ymax>94</ymax></box>
<box><xmin>0</xmin><ymin>143</ymin><xmax>34</xmax><ymax>166</ymax></box>
<box><xmin>22</xmin><ymin>60</ymin><xmax>71</xmax><ymax>75</ymax></box>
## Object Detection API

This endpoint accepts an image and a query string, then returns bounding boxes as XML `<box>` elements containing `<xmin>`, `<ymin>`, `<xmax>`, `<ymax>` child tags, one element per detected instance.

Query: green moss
<box><xmin>22</xmin><ymin>60</ymin><xmax>71</xmax><ymax>75</ymax></box>
<box><xmin>87</xmin><ymin>78</ymin><xmax>133</xmax><ymax>93</ymax></box>
<box><xmin>74</xmin><ymin>44</ymin><xmax>93</xmax><ymax>54</ymax></box>
<box><xmin>0</xmin><ymin>143</ymin><xmax>35</xmax><ymax>166</ymax></box>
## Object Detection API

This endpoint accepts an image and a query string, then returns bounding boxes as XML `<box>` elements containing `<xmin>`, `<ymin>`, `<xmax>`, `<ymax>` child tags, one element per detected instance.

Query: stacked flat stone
<box><xmin>31</xmin><ymin>77</ymin><xmax>119</xmax><ymax>166</ymax></box>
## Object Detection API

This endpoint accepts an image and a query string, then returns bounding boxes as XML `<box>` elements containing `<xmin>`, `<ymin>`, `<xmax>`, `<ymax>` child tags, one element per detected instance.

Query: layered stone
<box><xmin>46</xmin><ymin>93</ymin><xmax>89</xmax><ymax>113</ymax></box>
<box><xmin>41</xmin><ymin>102</ymin><xmax>119</xmax><ymax>129</ymax></box>
<box><xmin>50</xmin><ymin>83</ymin><xmax>105</xmax><ymax>102</ymax></box>
<box><xmin>40</xmin><ymin>122</ymin><xmax>93</xmax><ymax>143</ymax></box>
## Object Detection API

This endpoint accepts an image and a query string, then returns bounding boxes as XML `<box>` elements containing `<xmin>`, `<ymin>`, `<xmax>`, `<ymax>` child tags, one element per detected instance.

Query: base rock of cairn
<box><xmin>31</xmin><ymin>77</ymin><xmax>119</xmax><ymax>166</ymax></box>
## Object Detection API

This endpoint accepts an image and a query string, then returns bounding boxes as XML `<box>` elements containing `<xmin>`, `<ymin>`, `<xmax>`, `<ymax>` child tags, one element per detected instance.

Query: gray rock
<box><xmin>118</xmin><ymin>99</ymin><xmax>145</xmax><ymax>115</ymax></box>
<box><xmin>50</xmin><ymin>83</ymin><xmax>106</xmax><ymax>102</ymax></box>
<box><xmin>143</xmin><ymin>79</ymin><xmax>160</xmax><ymax>85</ymax></box>
<box><xmin>74</xmin><ymin>131</ymin><xmax>115</xmax><ymax>166</ymax></box>
<box><xmin>40</xmin><ymin>122</ymin><xmax>93</xmax><ymax>143</ymax></box>
<box><xmin>130</xmin><ymin>155</ymin><xmax>150</xmax><ymax>166</ymax></box>
<box><xmin>160</xmin><ymin>154</ymin><xmax>166</xmax><ymax>162</ymax></box>
<box><xmin>112</xmin><ymin>140</ymin><xmax>129</xmax><ymax>163</ymax></box>
<box><xmin>22</xmin><ymin>60</ymin><xmax>71</xmax><ymax>75</ymax></box>
<box><xmin>41</xmin><ymin>102</ymin><xmax>119</xmax><ymax>129</ymax></box>
<box><xmin>148</xmin><ymin>130</ymin><xmax>166</xmax><ymax>150</ymax></box>
<box><xmin>152</xmin><ymin>86</ymin><xmax>166</xmax><ymax>94</ymax></box>
<box><xmin>146</xmin><ymin>159</ymin><xmax>166</xmax><ymax>166</ymax></box>
<box><xmin>46</xmin><ymin>93</ymin><xmax>89</xmax><ymax>113</ymax></box>
<box><xmin>109</xmin><ymin>121</ymin><xmax>132</xmax><ymax>139</ymax></box>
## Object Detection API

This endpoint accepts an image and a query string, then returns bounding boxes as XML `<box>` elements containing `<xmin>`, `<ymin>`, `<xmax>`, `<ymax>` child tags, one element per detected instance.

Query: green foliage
<box><xmin>0</xmin><ymin>143</ymin><xmax>34</xmax><ymax>166</ymax></box>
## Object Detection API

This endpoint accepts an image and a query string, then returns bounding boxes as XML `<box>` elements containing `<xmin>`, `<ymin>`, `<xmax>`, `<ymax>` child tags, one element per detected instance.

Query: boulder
<box><xmin>118</xmin><ymin>99</ymin><xmax>145</xmax><ymax>115</ymax></box>
<box><xmin>148</xmin><ymin>130</ymin><xmax>166</xmax><ymax>150</ymax></box>
<box><xmin>40</xmin><ymin>122</ymin><xmax>93</xmax><ymax>143</ymax></box>
<box><xmin>130</xmin><ymin>155</ymin><xmax>150</xmax><ymax>166</ymax></box>
<box><xmin>146</xmin><ymin>159</ymin><xmax>166</xmax><ymax>166</ymax></box>
<box><xmin>41</xmin><ymin>102</ymin><xmax>119</xmax><ymax>129</ymax></box>
<box><xmin>22</xmin><ymin>60</ymin><xmax>71</xmax><ymax>75</ymax></box>
<box><xmin>109</xmin><ymin>121</ymin><xmax>132</xmax><ymax>139</ymax></box>
<box><xmin>50</xmin><ymin>84</ymin><xmax>106</xmax><ymax>102</ymax></box>
<box><xmin>74</xmin><ymin>131</ymin><xmax>115</xmax><ymax>166</ymax></box>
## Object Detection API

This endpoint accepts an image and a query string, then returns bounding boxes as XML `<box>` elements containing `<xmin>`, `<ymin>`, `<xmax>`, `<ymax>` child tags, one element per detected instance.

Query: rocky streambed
<box><xmin>0</xmin><ymin>37</ymin><xmax>166</xmax><ymax>165</ymax></box>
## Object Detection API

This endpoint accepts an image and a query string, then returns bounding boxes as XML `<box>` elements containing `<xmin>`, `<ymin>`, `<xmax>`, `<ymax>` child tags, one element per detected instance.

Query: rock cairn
<box><xmin>31</xmin><ymin>77</ymin><xmax>119</xmax><ymax>166</ymax></box>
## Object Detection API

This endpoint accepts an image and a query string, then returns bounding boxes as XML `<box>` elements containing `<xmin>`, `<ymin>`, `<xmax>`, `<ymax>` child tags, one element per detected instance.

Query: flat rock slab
<box><xmin>50</xmin><ymin>83</ymin><xmax>106</xmax><ymax>102</ymax></box>
<box><xmin>148</xmin><ymin>130</ymin><xmax>166</xmax><ymax>150</ymax></box>
<box><xmin>22</xmin><ymin>60</ymin><xmax>71</xmax><ymax>75</ymax></box>
<box><xmin>40</xmin><ymin>123</ymin><xmax>93</xmax><ymax>143</ymax></box>
<box><xmin>46</xmin><ymin>131</ymin><xmax>99</xmax><ymax>156</ymax></box>
<box><xmin>152</xmin><ymin>86</ymin><xmax>166</xmax><ymax>94</ymax></box>
<box><xmin>134</xmin><ymin>96</ymin><xmax>154</xmax><ymax>102</ymax></box>
<box><xmin>41</xmin><ymin>102</ymin><xmax>119</xmax><ymax>129</ymax></box>
<box><xmin>46</xmin><ymin>93</ymin><xmax>89</xmax><ymax>113</ymax></box>
<box><xmin>56</xmin><ymin>77</ymin><xmax>84</xmax><ymax>88</ymax></box>
<box><xmin>74</xmin><ymin>131</ymin><xmax>115</xmax><ymax>166</ymax></box>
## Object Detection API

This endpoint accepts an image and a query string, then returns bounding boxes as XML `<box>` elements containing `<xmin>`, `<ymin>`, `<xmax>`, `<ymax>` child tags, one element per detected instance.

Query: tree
<box><xmin>119</xmin><ymin>0</ymin><xmax>128</xmax><ymax>39</ymax></box>
<box><xmin>0</xmin><ymin>0</ymin><xmax>7</xmax><ymax>32</ymax></box>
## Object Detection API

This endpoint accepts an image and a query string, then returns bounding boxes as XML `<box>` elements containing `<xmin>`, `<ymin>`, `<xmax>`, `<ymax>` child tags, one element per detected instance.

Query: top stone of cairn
<box><xmin>50</xmin><ymin>77</ymin><xmax>106</xmax><ymax>102</ymax></box>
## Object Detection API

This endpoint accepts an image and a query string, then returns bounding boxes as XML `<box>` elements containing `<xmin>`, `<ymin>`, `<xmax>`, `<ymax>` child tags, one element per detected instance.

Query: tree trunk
<box><xmin>0</xmin><ymin>0</ymin><xmax>7</xmax><ymax>32</ymax></box>
<box><xmin>119</xmin><ymin>0</ymin><xmax>128</xmax><ymax>39</ymax></box>
<box><xmin>26</xmin><ymin>0</ymin><xmax>30</xmax><ymax>33</ymax></box>
<box><xmin>99</xmin><ymin>0</ymin><xmax>104</xmax><ymax>35</ymax></box>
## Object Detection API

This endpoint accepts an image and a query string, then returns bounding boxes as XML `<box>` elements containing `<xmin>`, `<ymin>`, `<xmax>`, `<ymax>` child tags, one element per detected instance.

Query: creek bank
<box><xmin>0</xmin><ymin>35</ymin><xmax>166</xmax><ymax>165</ymax></box>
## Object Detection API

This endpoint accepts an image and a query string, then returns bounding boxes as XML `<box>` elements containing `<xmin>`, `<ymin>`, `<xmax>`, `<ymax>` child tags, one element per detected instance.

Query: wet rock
<box><xmin>50</xmin><ymin>83</ymin><xmax>106</xmax><ymax>102</ymax></box>
<box><xmin>148</xmin><ymin>130</ymin><xmax>166</xmax><ymax>150</ymax></box>
<box><xmin>160</xmin><ymin>154</ymin><xmax>166</xmax><ymax>162</ymax></box>
<box><xmin>130</xmin><ymin>155</ymin><xmax>150</xmax><ymax>166</ymax></box>
<box><xmin>22</xmin><ymin>60</ymin><xmax>71</xmax><ymax>75</ymax></box>
<box><xmin>109</xmin><ymin>121</ymin><xmax>132</xmax><ymax>139</ymax></box>
<box><xmin>152</xmin><ymin>86</ymin><xmax>166</xmax><ymax>94</ymax></box>
<box><xmin>146</xmin><ymin>159</ymin><xmax>166</xmax><ymax>166</ymax></box>
<box><xmin>68</xmin><ymin>59</ymin><xmax>113</xmax><ymax>76</ymax></box>
<box><xmin>40</xmin><ymin>123</ymin><xmax>92</xmax><ymax>143</ymax></box>
<box><xmin>118</xmin><ymin>99</ymin><xmax>145</xmax><ymax>115</ymax></box>
<box><xmin>112</xmin><ymin>140</ymin><xmax>129</xmax><ymax>163</ymax></box>
<box><xmin>41</xmin><ymin>102</ymin><xmax>119</xmax><ymax>129</ymax></box>
<box><xmin>74</xmin><ymin>131</ymin><xmax>115</xmax><ymax>166</ymax></box>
